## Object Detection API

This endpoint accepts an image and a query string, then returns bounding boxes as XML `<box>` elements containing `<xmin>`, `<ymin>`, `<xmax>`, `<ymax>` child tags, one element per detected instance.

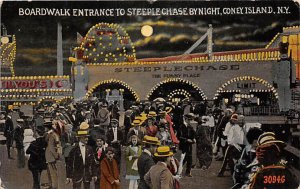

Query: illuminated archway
<box><xmin>213</xmin><ymin>76</ymin><xmax>278</xmax><ymax>106</ymax></box>
<box><xmin>86</xmin><ymin>79</ymin><xmax>140</xmax><ymax>101</ymax></box>
<box><xmin>147</xmin><ymin>78</ymin><xmax>207</xmax><ymax>101</ymax></box>
<box><xmin>38</xmin><ymin>97</ymin><xmax>57</xmax><ymax>106</ymax></box>
<box><xmin>57</xmin><ymin>97</ymin><xmax>74</xmax><ymax>105</ymax></box>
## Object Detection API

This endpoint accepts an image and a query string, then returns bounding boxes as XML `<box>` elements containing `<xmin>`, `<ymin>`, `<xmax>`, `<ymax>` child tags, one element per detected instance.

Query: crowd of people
<box><xmin>0</xmin><ymin>98</ymin><xmax>299</xmax><ymax>189</ymax></box>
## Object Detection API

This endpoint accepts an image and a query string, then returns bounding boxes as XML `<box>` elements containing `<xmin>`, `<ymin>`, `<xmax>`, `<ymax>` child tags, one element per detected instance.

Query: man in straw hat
<box><xmin>137</xmin><ymin>135</ymin><xmax>160</xmax><ymax>189</ymax></box>
<box><xmin>127</xmin><ymin>118</ymin><xmax>146</xmax><ymax>142</ymax></box>
<box><xmin>248</xmin><ymin>132</ymin><xmax>299</xmax><ymax>189</ymax></box>
<box><xmin>66</xmin><ymin>122</ymin><xmax>97</xmax><ymax>189</ymax></box>
<box><xmin>144</xmin><ymin>146</ymin><xmax>175</xmax><ymax>189</ymax></box>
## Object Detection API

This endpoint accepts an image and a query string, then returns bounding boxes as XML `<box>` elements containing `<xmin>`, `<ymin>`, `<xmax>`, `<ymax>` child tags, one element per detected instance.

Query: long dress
<box><xmin>125</xmin><ymin>145</ymin><xmax>142</xmax><ymax>189</ymax></box>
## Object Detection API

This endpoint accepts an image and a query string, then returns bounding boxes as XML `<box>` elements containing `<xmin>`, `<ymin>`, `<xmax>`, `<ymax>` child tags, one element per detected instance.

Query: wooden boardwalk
<box><xmin>0</xmin><ymin>145</ymin><xmax>232</xmax><ymax>189</ymax></box>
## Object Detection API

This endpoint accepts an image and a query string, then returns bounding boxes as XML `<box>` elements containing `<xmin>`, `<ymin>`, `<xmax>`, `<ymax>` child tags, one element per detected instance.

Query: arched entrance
<box><xmin>147</xmin><ymin>78</ymin><xmax>207</xmax><ymax>102</ymax></box>
<box><xmin>213</xmin><ymin>76</ymin><xmax>279</xmax><ymax>114</ymax></box>
<box><xmin>86</xmin><ymin>79</ymin><xmax>140</xmax><ymax>102</ymax></box>
<box><xmin>38</xmin><ymin>97</ymin><xmax>57</xmax><ymax>106</ymax></box>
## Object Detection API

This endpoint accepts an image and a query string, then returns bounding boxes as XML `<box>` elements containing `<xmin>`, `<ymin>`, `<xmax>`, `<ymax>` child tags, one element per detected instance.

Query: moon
<box><xmin>141</xmin><ymin>25</ymin><xmax>153</xmax><ymax>37</ymax></box>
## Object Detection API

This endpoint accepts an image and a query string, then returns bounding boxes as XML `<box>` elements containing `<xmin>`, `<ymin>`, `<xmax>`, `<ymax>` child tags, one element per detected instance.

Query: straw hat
<box><xmin>148</xmin><ymin>111</ymin><xmax>157</xmax><ymax>118</ymax></box>
<box><xmin>77</xmin><ymin>122</ymin><xmax>90</xmax><ymax>136</ymax></box>
<box><xmin>154</xmin><ymin>146</ymin><xmax>174</xmax><ymax>157</ymax></box>
<box><xmin>142</xmin><ymin>135</ymin><xmax>160</xmax><ymax>145</ymax></box>
<box><xmin>257</xmin><ymin>132</ymin><xmax>285</xmax><ymax>147</ymax></box>
<box><xmin>132</xmin><ymin>119</ymin><xmax>142</xmax><ymax>127</ymax></box>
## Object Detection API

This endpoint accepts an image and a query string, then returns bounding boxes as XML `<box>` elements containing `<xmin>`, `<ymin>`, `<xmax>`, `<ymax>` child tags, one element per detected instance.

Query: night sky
<box><xmin>1</xmin><ymin>1</ymin><xmax>299</xmax><ymax>76</ymax></box>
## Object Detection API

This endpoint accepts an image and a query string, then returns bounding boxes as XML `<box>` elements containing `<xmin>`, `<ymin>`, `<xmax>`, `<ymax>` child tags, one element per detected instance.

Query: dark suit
<box><xmin>4</xmin><ymin>117</ymin><xmax>14</xmax><ymax>158</ymax></box>
<box><xmin>66</xmin><ymin>143</ymin><xmax>97</xmax><ymax>189</ymax></box>
<box><xmin>26</xmin><ymin>137</ymin><xmax>47</xmax><ymax>189</ymax></box>
<box><xmin>106</xmin><ymin>127</ymin><xmax>123</xmax><ymax>166</ymax></box>
<box><xmin>177</xmin><ymin>124</ymin><xmax>196</xmax><ymax>175</ymax></box>
<box><xmin>137</xmin><ymin>151</ymin><xmax>155</xmax><ymax>189</ymax></box>
<box><xmin>14</xmin><ymin>125</ymin><xmax>25</xmax><ymax>168</ymax></box>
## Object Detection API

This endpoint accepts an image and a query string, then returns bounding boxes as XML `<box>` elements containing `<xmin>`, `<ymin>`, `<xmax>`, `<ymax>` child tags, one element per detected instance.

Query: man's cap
<box><xmin>142</xmin><ymin>135</ymin><xmax>160</xmax><ymax>146</ymax></box>
<box><xmin>111</xmin><ymin>118</ymin><xmax>119</xmax><ymax>124</ymax></box>
<box><xmin>16</xmin><ymin>118</ymin><xmax>24</xmax><ymax>122</ymax></box>
<box><xmin>154</xmin><ymin>146</ymin><xmax>174</xmax><ymax>157</ymax></box>
<box><xmin>37</xmin><ymin>109</ymin><xmax>45</xmax><ymax>113</ymax></box>
<box><xmin>184</xmin><ymin>113</ymin><xmax>195</xmax><ymax>119</ymax></box>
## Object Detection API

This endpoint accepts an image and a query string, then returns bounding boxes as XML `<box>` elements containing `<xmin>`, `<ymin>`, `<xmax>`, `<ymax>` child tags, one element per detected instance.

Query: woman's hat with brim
<box><xmin>148</xmin><ymin>111</ymin><xmax>157</xmax><ymax>118</ymax></box>
<box><xmin>154</xmin><ymin>146</ymin><xmax>174</xmax><ymax>157</ymax></box>
<box><xmin>230</xmin><ymin>114</ymin><xmax>238</xmax><ymax>121</ymax></box>
<box><xmin>257</xmin><ymin>132</ymin><xmax>285</xmax><ymax>147</ymax></box>
<box><xmin>165</xmin><ymin>107</ymin><xmax>173</xmax><ymax>114</ymax></box>
<box><xmin>77</xmin><ymin>122</ymin><xmax>90</xmax><ymax>136</ymax></box>
<box><xmin>142</xmin><ymin>135</ymin><xmax>160</xmax><ymax>146</ymax></box>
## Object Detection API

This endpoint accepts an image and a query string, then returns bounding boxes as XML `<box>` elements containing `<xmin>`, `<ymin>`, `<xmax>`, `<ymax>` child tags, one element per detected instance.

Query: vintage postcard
<box><xmin>0</xmin><ymin>0</ymin><xmax>299</xmax><ymax>189</ymax></box>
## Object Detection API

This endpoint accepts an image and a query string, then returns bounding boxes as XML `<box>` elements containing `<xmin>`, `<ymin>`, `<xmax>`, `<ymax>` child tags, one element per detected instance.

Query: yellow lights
<box><xmin>146</xmin><ymin>78</ymin><xmax>207</xmax><ymax>101</ymax></box>
<box><xmin>75</xmin><ymin>22</ymin><xmax>137</xmax><ymax>64</ymax></box>
<box><xmin>167</xmin><ymin>89</ymin><xmax>191</xmax><ymax>101</ymax></box>
<box><xmin>213</xmin><ymin>75</ymin><xmax>279</xmax><ymax>100</ymax></box>
<box><xmin>85</xmin><ymin>79</ymin><xmax>140</xmax><ymax>101</ymax></box>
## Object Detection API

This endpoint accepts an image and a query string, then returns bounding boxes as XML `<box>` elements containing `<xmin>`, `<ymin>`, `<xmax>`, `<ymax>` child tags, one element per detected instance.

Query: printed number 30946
<box><xmin>263</xmin><ymin>175</ymin><xmax>285</xmax><ymax>184</ymax></box>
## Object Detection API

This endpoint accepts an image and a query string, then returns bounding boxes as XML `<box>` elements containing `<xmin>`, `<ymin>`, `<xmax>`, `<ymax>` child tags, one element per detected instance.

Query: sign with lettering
<box><xmin>1</xmin><ymin>78</ymin><xmax>70</xmax><ymax>90</ymax></box>
<box><xmin>225</xmin><ymin>80</ymin><xmax>269</xmax><ymax>93</ymax></box>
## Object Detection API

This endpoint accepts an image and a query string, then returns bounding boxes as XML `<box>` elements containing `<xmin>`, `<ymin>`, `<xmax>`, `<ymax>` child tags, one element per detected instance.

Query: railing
<box><xmin>241</xmin><ymin>106</ymin><xmax>281</xmax><ymax>116</ymax></box>
<box><xmin>192</xmin><ymin>48</ymin><xmax>280</xmax><ymax>62</ymax></box>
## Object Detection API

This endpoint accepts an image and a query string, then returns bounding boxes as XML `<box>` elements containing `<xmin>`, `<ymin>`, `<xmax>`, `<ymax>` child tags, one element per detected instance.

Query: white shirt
<box><xmin>134</xmin><ymin>128</ymin><xmax>138</xmax><ymax>136</ymax></box>
<box><xmin>79</xmin><ymin>142</ymin><xmax>86</xmax><ymax>164</ymax></box>
<box><xmin>207</xmin><ymin>115</ymin><xmax>215</xmax><ymax>128</ymax></box>
<box><xmin>228</xmin><ymin>124</ymin><xmax>246</xmax><ymax>150</ymax></box>
<box><xmin>223</xmin><ymin>122</ymin><xmax>234</xmax><ymax>137</ymax></box>
<box><xmin>113</xmin><ymin>127</ymin><xmax>118</xmax><ymax>141</ymax></box>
